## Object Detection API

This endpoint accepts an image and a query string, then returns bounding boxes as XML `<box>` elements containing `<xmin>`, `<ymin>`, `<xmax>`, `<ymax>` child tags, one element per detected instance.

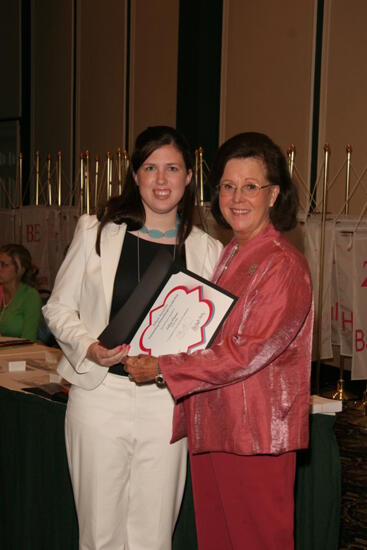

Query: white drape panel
<box><xmin>303</xmin><ymin>217</ymin><xmax>335</xmax><ymax>360</ymax></box>
<box><xmin>0</xmin><ymin>205</ymin><xmax>80</xmax><ymax>290</ymax></box>
<box><xmin>334</xmin><ymin>230</ymin><xmax>354</xmax><ymax>356</ymax></box>
<box><xmin>351</xmin><ymin>232</ymin><xmax>367</xmax><ymax>380</ymax></box>
<box><xmin>20</xmin><ymin>205</ymin><xmax>52</xmax><ymax>289</ymax></box>
<box><xmin>0</xmin><ymin>209</ymin><xmax>18</xmax><ymax>246</ymax></box>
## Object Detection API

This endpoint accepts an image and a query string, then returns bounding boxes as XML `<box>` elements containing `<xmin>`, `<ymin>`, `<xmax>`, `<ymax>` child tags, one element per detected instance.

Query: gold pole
<box><xmin>315</xmin><ymin>143</ymin><xmax>329</xmax><ymax>395</ymax></box>
<box><xmin>18</xmin><ymin>152</ymin><xmax>23</xmax><ymax>207</ymax></box>
<box><xmin>199</xmin><ymin>147</ymin><xmax>204</xmax><ymax>205</ymax></box>
<box><xmin>18</xmin><ymin>152</ymin><xmax>23</xmax><ymax>242</ymax></box>
<box><xmin>57</xmin><ymin>150</ymin><xmax>62</xmax><ymax>207</ymax></box>
<box><xmin>287</xmin><ymin>144</ymin><xmax>296</xmax><ymax>178</ymax></box>
<box><xmin>331</xmin><ymin>144</ymin><xmax>354</xmax><ymax>401</ymax></box>
<box><xmin>85</xmin><ymin>150</ymin><xmax>90</xmax><ymax>214</ymax></box>
<box><xmin>106</xmin><ymin>151</ymin><xmax>111</xmax><ymax>200</ymax></box>
<box><xmin>194</xmin><ymin>149</ymin><xmax>199</xmax><ymax>205</ymax></box>
<box><xmin>117</xmin><ymin>148</ymin><xmax>122</xmax><ymax>195</ymax></box>
<box><xmin>94</xmin><ymin>155</ymin><xmax>99</xmax><ymax>210</ymax></box>
<box><xmin>123</xmin><ymin>149</ymin><xmax>129</xmax><ymax>176</ymax></box>
<box><xmin>345</xmin><ymin>144</ymin><xmax>352</xmax><ymax>215</ymax></box>
<box><xmin>47</xmin><ymin>153</ymin><xmax>52</xmax><ymax>206</ymax></box>
<box><xmin>122</xmin><ymin>149</ymin><xmax>129</xmax><ymax>193</ymax></box>
<box><xmin>109</xmin><ymin>152</ymin><xmax>113</xmax><ymax>198</ymax></box>
<box><xmin>35</xmin><ymin>150</ymin><xmax>40</xmax><ymax>206</ymax></box>
<box><xmin>80</xmin><ymin>153</ymin><xmax>84</xmax><ymax>214</ymax></box>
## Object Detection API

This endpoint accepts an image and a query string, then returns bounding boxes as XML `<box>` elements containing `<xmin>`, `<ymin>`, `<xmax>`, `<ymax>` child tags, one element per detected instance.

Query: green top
<box><xmin>0</xmin><ymin>283</ymin><xmax>42</xmax><ymax>342</ymax></box>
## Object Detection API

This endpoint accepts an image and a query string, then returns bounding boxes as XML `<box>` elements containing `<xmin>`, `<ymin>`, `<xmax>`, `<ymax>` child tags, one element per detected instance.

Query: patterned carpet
<box><xmin>317</xmin><ymin>362</ymin><xmax>367</xmax><ymax>550</ymax></box>
<box><xmin>334</xmin><ymin>403</ymin><xmax>367</xmax><ymax>550</ymax></box>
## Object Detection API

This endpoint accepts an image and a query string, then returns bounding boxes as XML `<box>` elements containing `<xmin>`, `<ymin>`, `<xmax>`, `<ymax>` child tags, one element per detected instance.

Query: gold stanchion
<box><xmin>199</xmin><ymin>147</ymin><xmax>204</xmax><ymax>205</ymax></box>
<box><xmin>57</xmin><ymin>150</ymin><xmax>62</xmax><ymax>207</ymax></box>
<box><xmin>331</xmin><ymin>144</ymin><xmax>356</xmax><ymax>401</ymax></box>
<box><xmin>17</xmin><ymin>152</ymin><xmax>23</xmax><ymax>242</ymax></box>
<box><xmin>35</xmin><ymin>150</ymin><xmax>40</xmax><ymax>206</ymax></box>
<box><xmin>47</xmin><ymin>153</ymin><xmax>52</xmax><ymax>206</ymax></box>
<box><xmin>106</xmin><ymin>152</ymin><xmax>112</xmax><ymax>200</ymax></box>
<box><xmin>80</xmin><ymin>153</ymin><xmax>84</xmax><ymax>214</ymax></box>
<box><xmin>315</xmin><ymin>144</ymin><xmax>329</xmax><ymax>395</ymax></box>
<box><xmin>18</xmin><ymin>152</ymin><xmax>23</xmax><ymax>208</ymax></box>
<box><xmin>94</xmin><ymin>155</ymin><xmax>99</xmax><ymax>210</ymax></box>
<box><xmin>345</xmin><ymin>144</ymin><xmax>352</xmax><ymax>214</ymax></box>
<box><xmin>85</xmin><ymin>150</ymin><xmax>90</xmax><ymax>214</ymax></box>
<box><xmin>287</xmin><ymin>144</ymin><xmax>296</xmax><ymax>178</ymax></box>
<box><xmin>194</xmin><ymin>149</ymin><xmax>199</xmax><ymax>205</ymax></box>
<box><xmin>117</xmin><ymin>148</ymin><xmax>122</xmax><ymax>196</ymax></box>
<box><xmin>123</xmin><ymin>149</ymin><xmax>129</xmax><ymax>176</ymax></box>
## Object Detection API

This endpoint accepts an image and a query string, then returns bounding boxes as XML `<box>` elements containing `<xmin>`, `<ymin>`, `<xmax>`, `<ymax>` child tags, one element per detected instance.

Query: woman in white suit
<box><xmin>43</xmin><ymin>126</ymin><xmax>223</xmax><ymax>550</ymax></box>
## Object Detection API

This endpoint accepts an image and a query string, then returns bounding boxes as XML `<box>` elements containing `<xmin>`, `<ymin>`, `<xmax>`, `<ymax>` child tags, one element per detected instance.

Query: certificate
<box><xmin>129</xmin><ymin>270</ymin><xmax>236</xmax><ymax>356</ymax></box>
<box><xmin>99</xmin><ymin>248</ymin><xmax>237</xmax><ymax>355</ymax></box>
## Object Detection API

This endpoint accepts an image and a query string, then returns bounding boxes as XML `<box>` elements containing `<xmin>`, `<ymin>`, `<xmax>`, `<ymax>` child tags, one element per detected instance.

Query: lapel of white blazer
<box><xmin>185</xmin><ymin>227</ymin><xmax>205</xmax><ymax>275</ymax></box>
<box><xmin>100</xmin><ymin>222</ymin><xmax>127</xmax><ymax>315</ymax></box>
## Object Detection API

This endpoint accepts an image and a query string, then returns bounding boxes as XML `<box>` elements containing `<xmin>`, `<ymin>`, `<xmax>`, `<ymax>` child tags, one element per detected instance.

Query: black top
<box><xmin>108</xmin><ymin>232</ymin><xmax>185</xmax><ymax>375</ymax></box>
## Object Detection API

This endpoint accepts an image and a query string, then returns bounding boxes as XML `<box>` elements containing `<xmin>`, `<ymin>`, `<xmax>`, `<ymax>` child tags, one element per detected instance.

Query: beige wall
<box><xmin>318</xmin><ymin>0</ymin><xmax>367</xmax><ymax>215</ymax></box>
<box><xmin>220</xmin><ymin>0</ymin><xmax>317</xmax><ymax>206</ymax></box>
<box><xmin>31</xmin><ymin>0</ymin><xmax>74</xmax><ymax>199</ymax></box>
<box><xmin>128</xmin><ymin>0</ymin><xmax>179</xmax><ymax>150</ymax></box>
<box><xmin>76</xmin><ymin>0</ymin><xmax>128</xmax><ymax>159</ymax></box>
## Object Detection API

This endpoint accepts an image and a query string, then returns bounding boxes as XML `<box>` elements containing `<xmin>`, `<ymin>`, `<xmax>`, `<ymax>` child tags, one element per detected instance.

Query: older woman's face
<box><xmin>218</xmin><ymin>157</ymin><xmax>279</xmax><ymax>247</ymax></box>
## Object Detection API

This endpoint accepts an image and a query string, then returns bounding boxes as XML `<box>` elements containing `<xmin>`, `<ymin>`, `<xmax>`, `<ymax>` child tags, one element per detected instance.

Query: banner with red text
<box><xmin>20</xmin><ymin>206</ymin><xmax>52</xmax><ymax>289</ymax></box>
<box><xmin>334</xmin><ymin>230</ymin><xmax>354</xmax><ymax>356</ymax></box>
<box><xmin>303</xmin><ymin>217</ymin><xmax>335</xmax><ymax>360</ymax></box>
<box><xmin>352</xmin><ymin>232</ymin><xmax>367</xmax><ymax>380</ymax></box>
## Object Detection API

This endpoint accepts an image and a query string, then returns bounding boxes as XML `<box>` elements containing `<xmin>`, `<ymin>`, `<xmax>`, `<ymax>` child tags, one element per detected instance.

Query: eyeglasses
<box><xmin>218</xmin><ymin>182</ymin><xmax>273</xmax><ymax>198</ymax></box>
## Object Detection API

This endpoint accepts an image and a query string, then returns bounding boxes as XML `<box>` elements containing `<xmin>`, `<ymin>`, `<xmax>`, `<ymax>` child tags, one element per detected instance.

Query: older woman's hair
<box><xmin>0</xmin><ymin>244</ymin><xmax>39</xmax><ymax>287</ymax></box>
<box><xmin>210</xmin><ymin>132</ymin><xmax>299</xmax><ymax>232</ymax></box>
<box><xmin>96</xmin><ymin>125</ymin><xmax>195</xmax><ymax>255</ymax></box>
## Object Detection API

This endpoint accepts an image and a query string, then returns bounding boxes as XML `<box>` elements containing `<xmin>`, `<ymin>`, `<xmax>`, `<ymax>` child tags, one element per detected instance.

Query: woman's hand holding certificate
<box><xmin>125</xmin><ymin>354</ymin><xmax>159</xmax><ymax>383</ymax></box>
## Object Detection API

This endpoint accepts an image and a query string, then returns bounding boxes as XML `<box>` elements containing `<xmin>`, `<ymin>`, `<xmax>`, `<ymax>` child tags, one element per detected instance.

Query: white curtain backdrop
<box><xmin>303</xmin><ymin>216</ymin><xmax>335</xmax><ymax>360</ymax></box>
<box><xmin>334</xmin><ymin>229</ymin><xmax>354</xmax><ymax>357</ymax></box>
<box><xmin>351</xmin><ymin>231</ymin><xmax>367</xmax><ymax>380</ymax></box>
<box><xmin>0</xmin><ymin>206</ymin><xmax>79</xmax><ymax>290</ymax></box>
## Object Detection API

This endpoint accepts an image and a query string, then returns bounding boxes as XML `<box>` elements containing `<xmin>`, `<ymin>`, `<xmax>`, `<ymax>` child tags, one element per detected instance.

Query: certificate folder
<box><xmin>99</xmin><ymin>248</ymin><xmax>237</xmax><ymax>354</ymax></box>
<box><xmin>99</xmin><ymin>248</ymin><xmax>175</xmax><ymax>348</ymax></box>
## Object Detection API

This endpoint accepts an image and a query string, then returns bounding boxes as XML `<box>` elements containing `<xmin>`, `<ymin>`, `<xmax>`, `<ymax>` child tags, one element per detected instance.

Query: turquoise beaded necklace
<box><xmin>139</xmin><ymin>217</ymin><xmax>180</xmax><ymax>239</ymax></box>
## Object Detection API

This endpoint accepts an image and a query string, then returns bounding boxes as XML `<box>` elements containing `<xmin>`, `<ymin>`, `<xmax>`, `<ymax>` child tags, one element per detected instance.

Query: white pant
<box><xmin>65</xmin><ymin>373</ymin><xmax>187</xmax><ymax>550</ymax></box>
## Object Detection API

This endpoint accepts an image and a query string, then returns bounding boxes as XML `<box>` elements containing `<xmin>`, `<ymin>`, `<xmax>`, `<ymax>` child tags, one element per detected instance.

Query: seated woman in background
<box><xmin>0</xmin><ymin>244</ymin><xmax>42</xmax><ymax>341</ymax></box>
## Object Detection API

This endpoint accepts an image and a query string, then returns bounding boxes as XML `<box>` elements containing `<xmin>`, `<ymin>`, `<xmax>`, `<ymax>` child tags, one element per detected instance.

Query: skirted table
<box><xmin>0</xmin><ymin>387</ymin><xmax>341</xmax><ymax>550</ymax></box>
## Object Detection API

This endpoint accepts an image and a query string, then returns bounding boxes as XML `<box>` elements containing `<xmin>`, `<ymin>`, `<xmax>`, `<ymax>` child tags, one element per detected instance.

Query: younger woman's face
<box><xmin>133</xmin><ymin>144</ymin><xmax>192</xmax><ymax>220</ymax></box>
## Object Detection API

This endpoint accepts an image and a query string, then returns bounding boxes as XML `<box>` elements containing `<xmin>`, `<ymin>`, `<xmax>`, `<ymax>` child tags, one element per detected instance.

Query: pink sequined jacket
<box><xmin>160</xmin><ymin>224</ymin><xmax>314</xmax><ymax>456</ymax></box>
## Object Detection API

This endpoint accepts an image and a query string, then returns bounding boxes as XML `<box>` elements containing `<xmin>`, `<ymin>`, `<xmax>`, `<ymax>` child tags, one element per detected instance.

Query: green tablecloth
<box><xmin>0</xmin><ymin>387</ymin><xmax>340</xmax><ymax>549</ymax></box>
<box><xmin>295</xmin><ymin>414</ymin><xmax>341</xmax><ymax>550</ymax></box>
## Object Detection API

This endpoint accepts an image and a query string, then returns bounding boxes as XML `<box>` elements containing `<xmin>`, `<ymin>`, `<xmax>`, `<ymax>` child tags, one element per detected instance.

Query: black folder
<box><xmin>99</xmin><ymin>248</ymin><xmax>179</xmax><ymax>349</ymax></box>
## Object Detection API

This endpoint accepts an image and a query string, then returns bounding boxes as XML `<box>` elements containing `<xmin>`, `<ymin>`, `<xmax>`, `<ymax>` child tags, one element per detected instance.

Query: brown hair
<box><xmin>210</xmin><ymin>132</ymin><xmax>299</xmax><ymax>232</ymax></box>
<box><xmin>0</xmin><ymin>244</ymin><xmax>39</xmax><ymax>287</ymax></box>
<box><xmin>96</xmin><ymin>125</ymin><xmax>195</xmax><ymax>255</ymax></box>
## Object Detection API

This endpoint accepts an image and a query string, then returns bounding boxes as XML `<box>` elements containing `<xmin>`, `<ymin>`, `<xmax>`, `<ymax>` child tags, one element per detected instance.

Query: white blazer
<box><xmin>43</xmin><ymin>215</ymin><xmax>223</xmax><ymax>390</ymax></box>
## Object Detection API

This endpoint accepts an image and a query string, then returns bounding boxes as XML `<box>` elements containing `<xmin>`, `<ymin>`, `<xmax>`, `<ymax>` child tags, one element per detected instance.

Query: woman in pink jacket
<box><xmin>126</xmin><ymin>132</ymin><xmax>313</xmax><ymax>550</ymax></box>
